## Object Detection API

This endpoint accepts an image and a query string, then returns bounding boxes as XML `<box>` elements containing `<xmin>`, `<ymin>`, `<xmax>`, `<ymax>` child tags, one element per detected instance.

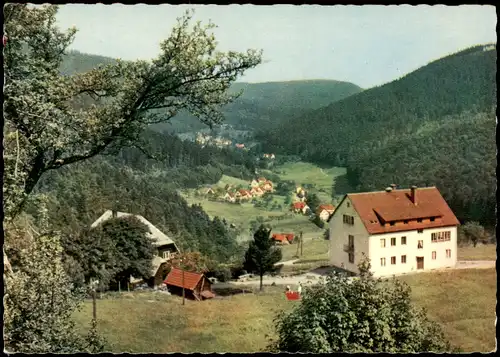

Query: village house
<box><xmin>164</xmin><ymin>268</ymin><xmax>215</xmax><ymax>301</ymax></box>
<box><xmin>236</xmin><ymin>189</ymin><xmax>253</xmax><ymax>200</ymax></box>
<box><xmin>223</xmin><ymin>192</ymin><xmax>236</xmax><ymax>203</ymax></box>
<box><xmin>328</xmin><ymin>185</ymin><xmax>460</xmax><ymax>278</ymax></box>
<box><xmin>291</xmin><ymin>201</ymin><xmax>310</xmax><ymax>215</ymax></box>
<box><xmin>235</xmin><ymin>143</ymin><xmax>245</xmax><ymax>149</ymax></box>
<box><xmin>250</xmin><ymin>186</ymin><xmax>264</xmax><ymax>197</ymax></box>
<box><xmin>316</xmin><ymin>204</ymin><xmax>336</xmax><ymax>221</ymax></box>
<box><xmin>261</xmin><ymin>180</ymin><xmax>274</xmax><ymax>192</ymax></box>
<box><xmin>90</xmin><ymin>210</ymin><xmax>179</xmax><ymax>287</ymax></box>
<box><xmin>271</xmin><ymin>233</ymin><xmax>295</xmax><ymax>245</ymax></box>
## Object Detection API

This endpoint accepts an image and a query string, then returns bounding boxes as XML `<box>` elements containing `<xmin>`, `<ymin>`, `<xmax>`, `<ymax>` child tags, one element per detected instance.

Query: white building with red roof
<box><xmin>328</xmin><ymin>185</ymin><xmax>460</xmax><ymax>277</ymax></box>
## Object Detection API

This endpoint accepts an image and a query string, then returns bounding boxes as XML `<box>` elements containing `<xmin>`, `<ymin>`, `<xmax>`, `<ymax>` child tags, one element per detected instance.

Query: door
<box><xmin>416</xmin><ymin>256</ymin><xmax>424</xmax><ymax>270</ymax></box>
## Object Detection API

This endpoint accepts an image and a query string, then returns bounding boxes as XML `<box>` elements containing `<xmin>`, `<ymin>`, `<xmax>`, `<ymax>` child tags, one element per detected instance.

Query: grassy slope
<box><xmin>181</xmin><ymin>162</ymin><xmax>345</xmax><ymax>244</ymax></box>
<box><xmin>74</xmin><ymin>268</ymin><xmax>496</xmax><ymax>353</ymax></box>
<box><xmin>457</xmin><ymin>244</ymin><xmax>497</xmax><ymax>261</ymax></box>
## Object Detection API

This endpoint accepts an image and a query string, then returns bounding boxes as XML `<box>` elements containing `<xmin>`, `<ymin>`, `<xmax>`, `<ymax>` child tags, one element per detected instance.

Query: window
<box><xmin>348</xmin><ymin>253</ymin><xmax>354</xmax><ymax>263</ymax></box>
<box><xmin>417</xmin><ymin>218</ymin><xmax>422</xmax><ymax>223</ymax></box>
<box><xmin>380</xmin><ymin>238</ymin><xmax>386</xmax><ymax>248</ymax></box>
<box><xmin>391</xmin><ymin>237</ymin><xmax>396</xmax><ymax>246</ymax></box>
<box><xmin>430</xmin><ymin>217</ymin><xmax>435</xmax><ymax>222</ymax></box>
<box><xmin>390</xmin><ymin>221</ymin><xmax>395</xmax><ymax>226</ymax></box>
<box><xmin>403</xmin><ymin>220</ymin><xmax>408</xmax><ymax>224</ymax></box>
<box><xmin>432</xmin><ymin>251</ymin><xmax>437</xmax><ymax>260</ymax></box>
<box><xmin>162</xmin><ymin>251</ymin><xmax>170</xmax><ymax>259</ymax></box>
<box><xmin>446</xmin><ymin>249</ymin><xmax>451</xmax><ymax>258</ymax></box>
<box><xmin>417</xmin><ymin>229</ymin><xmax>423</xmax><ymax>233</ymax></box>
<box><xmin>417</xmin><ymin>240</ymin><xmax>423</xmax><ymax>249</ymax></box>
<box><xmin>401</xmin><ymin>236</ymin><xmax>407</xmax><ymax>245</ymax></box>
<box><xmin>391</xmin><ymin>256</ymin><xmax>396</xmax><ymax>265</ymax></box>
<box><xmin>401</xmin><ymin>255</ymin><xmax>407</xmax><ymax>264</ymax></box>
<box><xmin>431</xmin><ymin>231</ymin><xmax>451</xmax><ymax>243</ymax></box>
<box><xmin>380</xmin><ymin>258</ymin><xmax>386</xmax><ymax>267</ymax></box>
<box><xmin>347</xmin><ymin>202</ymin><xmax>350</xmax><ymax>207</ymax></box>
<box><xmin>348</xmin><ymin>235</ymin><xmax>354</xmax><ymax>247</ymax></box>
<box><xmin>343</xmin><ymin>214</ymin><xmax>354</xmax><ymax>225</ymax></box>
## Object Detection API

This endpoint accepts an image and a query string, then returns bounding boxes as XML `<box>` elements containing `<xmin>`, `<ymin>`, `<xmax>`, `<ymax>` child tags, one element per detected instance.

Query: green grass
<box><xmin>280</xmin><ymin>238</ymin><xmax>329</xmax><ymax>262</ymax></box>
<box><xmin>216</xmin><ymin>175</ymin><xmax>250</xmax><ymax>188</ymax></box>
<box><xmin>398</xmin><ymin>268</ymin><xmax>496</xmax><ymax>352</ymax></box>
<box><xmin>74</xmin><ymin>269</ymin><xmax>496</xmax><ymax>353</ymax></box>
<box><xmin>269</xmin><ymin>162</ymin><xmax>346</xmax><ymax>202</ymax></box>
<box><xmin>457</xmin><ymin>244</ymin><xmax>496</xmax><ymax>261</ymax></box>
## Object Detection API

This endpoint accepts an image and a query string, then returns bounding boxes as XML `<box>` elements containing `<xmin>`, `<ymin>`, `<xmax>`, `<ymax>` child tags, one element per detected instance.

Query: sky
<box><xmin>55</xmin><ymin>4</ymin><xmax>497</xmax><ymax>89</ymax></box>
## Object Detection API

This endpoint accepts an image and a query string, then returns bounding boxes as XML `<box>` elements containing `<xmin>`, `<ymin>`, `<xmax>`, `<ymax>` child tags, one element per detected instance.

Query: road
<box><xmin>230</xmin><ymin>260</ymin><xmax>496</xmax><ymax>288</ymax></box>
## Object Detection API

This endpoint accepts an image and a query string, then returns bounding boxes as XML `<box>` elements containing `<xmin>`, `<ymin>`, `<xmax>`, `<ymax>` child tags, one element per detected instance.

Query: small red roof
<box><xmin>346</xmin><ymin>187</ymin><xmax>460</xmax><ymax>235</ymax></box>
<box><xmin>164</xmin><ymin>268</ymin><xmax>206</xmax><ymax>290</ymax></box>
<box><xmin>292</xmin><ymin>202</ymin><xmax>306</xmax><ymax>209</ymax></box>
<box><xmin>239</xmin><ymin>189</ymin><xmax>251</xmax><ymax>195</ymax></box>
<box><xmin>318</xmin><ymin>204</ymin><xmax>335</xmax><ymax>212</ymax></box>
<box><xmin>272</xmin><ymin>233</ymin><xmax>294</xmax><ymax>242</ymax></box>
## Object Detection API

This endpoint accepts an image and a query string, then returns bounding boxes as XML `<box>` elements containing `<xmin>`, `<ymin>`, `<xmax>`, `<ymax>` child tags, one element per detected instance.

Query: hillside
<box><xmin>256</xmin><ymin>44</ymin><xmax>497</xmax><ymax>226</ymax></box>
<box><xmin>60</xmin><ymin>50</ymin><xmax>362</xmax><ymax>134</ymax></box>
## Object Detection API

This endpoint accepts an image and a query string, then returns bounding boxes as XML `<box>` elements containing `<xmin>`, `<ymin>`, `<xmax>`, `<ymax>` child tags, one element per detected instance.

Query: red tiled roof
<box><xmin>347</xmin><ymin>187</ymin><xmax>460</xmax><ymax>235</ymax></box>
<box><xmin>164</xmin><ymin>268</ymin><xmax>204</xmax><ymax>290</ymax></box>
<box><xmin>318</xmin><ymin>204</ymin><xmax>335</xmax><ymax>212</ymax></box>
<box><xmin>272</xmin><ymin>233</ymin><xmax>295</xmax><ymax>242</ymax></box>
<box><xmin>292</xmin><ymin>202</ymin><xmax>306</xmax><ymax>209</ymax></box>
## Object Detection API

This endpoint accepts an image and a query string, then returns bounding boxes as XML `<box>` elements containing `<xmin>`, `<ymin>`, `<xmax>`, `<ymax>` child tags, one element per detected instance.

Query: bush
<box><xmin>268</xmin><ymin>255</ymin><xmax>454</xmax><ymax>353</ymax></box>
<box><xmin>211</xmin><ymin>265</ymin><xmax>232</xmax><ymax>282</ymax></box>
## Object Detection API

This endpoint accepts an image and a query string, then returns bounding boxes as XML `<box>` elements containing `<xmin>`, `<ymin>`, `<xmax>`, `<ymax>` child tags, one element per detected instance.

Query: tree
<box><xmin>267</xmin><ymin>255</ymin><xmax>453</xmax><ymax>353</ymax></box>
<box><xmin>91</xmin><ymin>216</ymin><xmax>156</xmax><ymax>288</ymax></box>
<box><xmin>305</xmin><ymin>193</ymin><xmax>321</xmax><ymax>214</ymax></box>
<box><xmin>459</xmin><ymin>221</ymin><xmax>487</xmax><ymax>247</ymax></box>
<box><xmin>3</xmin><ymin>196</ymin><xmax>105</xmax><ymax>353</ymax></box>
<box><xmin>243</xmin><ymin>225</ymin><xmax>282</xmax><ymax>291</ymax></box>
<box><xmin>3</xmin><ymin>4</ymin><xmax>262</xmax><ymax>219</ymax></box>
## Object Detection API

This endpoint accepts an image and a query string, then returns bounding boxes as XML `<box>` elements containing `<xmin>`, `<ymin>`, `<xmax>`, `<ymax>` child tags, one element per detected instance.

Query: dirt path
<box><xmin>230</xmin><ymin>260</ymin><xmax>496</xmax><ymax>288</ymax></box>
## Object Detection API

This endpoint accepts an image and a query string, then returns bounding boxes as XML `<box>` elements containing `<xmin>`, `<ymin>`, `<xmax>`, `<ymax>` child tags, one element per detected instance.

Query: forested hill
<box><xmin>32</xmin><ymin>129</ymin><xmax>256</xmax><ymax>263</ymax></box>
<box><xmin>60</xmin><ymin>50</ymin><xmax>363</xmax><ymax>133</ymax></box>
<box><xmin>256</xmin><ymin>44</ymin><xmax>497</xmax><ymax>226</ymax></box>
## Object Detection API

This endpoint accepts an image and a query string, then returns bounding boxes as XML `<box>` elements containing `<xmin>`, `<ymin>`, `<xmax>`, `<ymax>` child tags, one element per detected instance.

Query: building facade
<box><xmin>328</xmin><ymin>186</ymin><xmax>459</xmax><ymax>277</ymax></box>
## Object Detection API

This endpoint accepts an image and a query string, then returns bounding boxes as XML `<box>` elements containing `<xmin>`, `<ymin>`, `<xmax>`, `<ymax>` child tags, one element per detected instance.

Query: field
<box><xmin>180</xmin><ymin>162</ymin><xmax>344</xmax><ymax>242</ymax></box>
<box><xmin>457</xmin><ymin>244</ymin><xmax>496</xmax><ymax>261</ymax></box>
<box><xmin>266</xmin><ymin>162</ymin><xmax>346</xmax><ymax>203</ymax></box>
<box><xmin>74</xmin><ymin>268</ymin><xmax>496</xmax><ymax>353</ymax></box>
<box><xmin>280</xmin><ymin>237</ymin><xmax>329</xmax><ymax>262</ymax></box>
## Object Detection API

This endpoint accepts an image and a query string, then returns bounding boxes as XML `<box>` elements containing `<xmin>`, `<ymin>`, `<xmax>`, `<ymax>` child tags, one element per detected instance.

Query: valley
<box><xmin>4</xmin><ymin>4</ymin><xmax>496</xmax><ymax>355</ymax></box>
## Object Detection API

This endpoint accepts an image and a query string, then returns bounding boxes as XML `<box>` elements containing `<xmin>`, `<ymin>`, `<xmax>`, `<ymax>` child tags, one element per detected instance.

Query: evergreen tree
<box><xmin>243</xmin><ymin>225</ymin><xmax>282</xmax><ymax>291</ymax></box>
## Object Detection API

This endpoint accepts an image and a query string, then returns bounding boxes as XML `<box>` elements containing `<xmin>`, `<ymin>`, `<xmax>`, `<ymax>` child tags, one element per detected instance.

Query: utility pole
<box><xmin>181</xmin><ymin>258</ymin><xmax>186</xmax><ymax>306</ymax></box>
<box><xmin>300</xmin><ymin>231</ymin><xmax>303</xmax><ymax>257</ymax></box>
<box><xmin>90</xmin><ymin>279</ymin><xmax>98</xmax><ymax>322</ymax></box>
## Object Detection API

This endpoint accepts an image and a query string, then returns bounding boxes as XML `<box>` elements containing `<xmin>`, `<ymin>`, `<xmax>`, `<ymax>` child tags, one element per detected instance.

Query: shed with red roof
<box><xmin>164</xmin><ymin>268</ymin><xmax>215</xmax><ymax>301</ymax></box>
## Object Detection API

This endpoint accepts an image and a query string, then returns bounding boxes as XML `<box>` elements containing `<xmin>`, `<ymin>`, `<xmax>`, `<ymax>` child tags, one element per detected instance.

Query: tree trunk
<box><xmin>259</xmin><ymin>273</ymin><xmax>263</xmax><ymax>291</ymax></box>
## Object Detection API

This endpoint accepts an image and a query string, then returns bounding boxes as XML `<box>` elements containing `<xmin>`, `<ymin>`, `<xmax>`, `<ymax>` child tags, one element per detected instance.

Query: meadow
<box><xmin>74</xmin><ymin>268</ymin><xmax>496</xmax><ymax>353</ymax></box>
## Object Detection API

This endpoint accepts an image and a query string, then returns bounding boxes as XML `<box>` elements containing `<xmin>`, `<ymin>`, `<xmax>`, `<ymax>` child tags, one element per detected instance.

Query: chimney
<box><xmin>410</xmin><ymin>185</ymin><xmax>418</xmax><ymax>205</ymax></box>
<box><xmin>390</xmin><ymin>184</ymin><xmax>397</xmax><ymax>190</ymax></box>
<box><xmin>385</xmin><ymin>187</ymin><xmax>393</xmax><ymax>193</ymax></box>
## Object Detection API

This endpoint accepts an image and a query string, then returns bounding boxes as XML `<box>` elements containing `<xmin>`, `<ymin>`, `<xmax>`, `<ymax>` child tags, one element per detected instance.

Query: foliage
<box><xmin>257</xmin><ymin>45</ymin><xmax>497</xmax><ymax>226</ymax></box>
<box><xmin>243</xmin><ymin>225</ymin><xmax>282</xmax><ymax>291</ymax></box>
<box><xmin>3</xmin><ymin>197</ymin><xmax>102</xmax><ymax>353</ymax></box>
<box><xmin>459</xmin><ymin>221</ymin><xmax>488</xmax><ymax>247</ymax></box>
<box><xmin>305</xmin><ymin>192</ymin><xmax>321</xmax><ymax>214</ymax></box>
<box><xmin>268</xmin><ymin>256</ymin><xmax>453</xmax><ymax>353</ymax></box>
<box><xmin>66</xmin><ymin>216</ymin><xmax>155</xmax><ymax>289</ymax></box>
<box><xmin>3</xmin><ymin>4</ymin><xmax>262</xmax><ymax>218</ymax></box>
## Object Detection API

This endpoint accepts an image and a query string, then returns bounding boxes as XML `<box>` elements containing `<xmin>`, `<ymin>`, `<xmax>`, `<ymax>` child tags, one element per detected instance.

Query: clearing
<box><xmin>457</xmin><ymin>243</ymin><xmax>496</xmax><ymax>261</ymax></box>
<box><xmin>73</xmin><ymin>268</ymin><xmax>496</xmax><ymax>353</ymax></box>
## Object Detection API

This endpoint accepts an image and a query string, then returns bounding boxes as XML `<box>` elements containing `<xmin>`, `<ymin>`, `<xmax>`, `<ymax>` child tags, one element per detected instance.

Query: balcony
<box><xmin>343</xmin><ymin>244</ymin><xmax>355</xmax><ymax>253</ymax></box>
